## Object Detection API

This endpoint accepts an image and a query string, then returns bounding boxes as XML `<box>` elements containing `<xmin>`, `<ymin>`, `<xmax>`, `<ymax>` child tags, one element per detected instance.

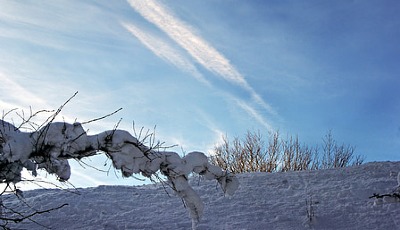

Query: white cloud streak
<box><xmin>122</xmin><ymin>22</ymin><xmax>210</xmax><ymax>85</ymax></box>
<box><xmin>0</xmin><ymin>72</ymin><xmax>48</xmax><ymax>110</ymax></box>
<box><xmin>235</xmin><ymin>99</ymin><xmax>274</xmax><ymax>133</ymax></box>
<box><xmin>127</xmin><ymin>0</ymin><xmax>247</xmax><ymax>87</ymax></box>
<box><xmin>126</xmin><ymin>0</ymin><xmax>278</xmax><ymax>128</ymax></box>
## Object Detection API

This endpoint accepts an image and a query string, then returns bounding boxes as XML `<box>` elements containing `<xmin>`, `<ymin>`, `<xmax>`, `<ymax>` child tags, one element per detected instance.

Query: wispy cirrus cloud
<box><xmin>122</xmin><ymin>22</ymin><xmax>210</xmax><ymax>85</ymax></box>
<box><xmin>235</xmin><ymin>99</ymin><xmax>274</xmax><ymax>133</ymax></box>
<box><xmin>126</xmin><ymin>0</ymin><xmax>278</xmax><ymax>128</ymax></box>
<box><xmin>0</xmin><ymin>72</ymin><xmax>48</xmax><ymax>110</ymax></box>
<box><xmin>127</xmin><ymin>0</ymin><xmax>247</xmax><ymax>87</ymax></box>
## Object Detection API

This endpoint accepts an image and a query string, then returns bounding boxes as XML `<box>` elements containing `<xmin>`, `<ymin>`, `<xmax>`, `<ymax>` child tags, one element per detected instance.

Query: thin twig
<box><xmin>81</xmin><ymin>108</ymin><xmax>123</xmax><ymax>125</ymax></box>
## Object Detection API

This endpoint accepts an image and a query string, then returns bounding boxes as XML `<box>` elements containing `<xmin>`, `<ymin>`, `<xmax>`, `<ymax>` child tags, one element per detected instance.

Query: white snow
<box><xmin>0</xmin><ymin>120</ymin><xmax>32</xmax><ymax>163</ymax></box>
<box><xmin>2</xmin><ymin>161</ymin><xmax>400</xmax><ymax>229</ymax></box>
<box><xmin>397</xmin><ymin>171</ymin><xmax>400</xmax><ymax>187</ymax></box>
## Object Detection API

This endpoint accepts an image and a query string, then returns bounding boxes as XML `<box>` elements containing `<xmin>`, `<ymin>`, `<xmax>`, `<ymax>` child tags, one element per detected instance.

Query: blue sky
<box><xmin>1</xmin><ymin>0</ymin><xmax>399</xmax><ymax>188</ymax></box>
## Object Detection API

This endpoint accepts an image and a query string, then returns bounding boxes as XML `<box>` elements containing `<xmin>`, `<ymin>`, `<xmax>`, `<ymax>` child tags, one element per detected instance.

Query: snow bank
<box><xmin>3</xmin><ymin>161</ymin><xmax>400</xmax><ymax>229</ymax></box>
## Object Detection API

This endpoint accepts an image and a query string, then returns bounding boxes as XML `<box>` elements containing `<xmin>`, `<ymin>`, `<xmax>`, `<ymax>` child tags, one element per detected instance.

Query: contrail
<box><xmin>127</xmin><ymin>0</ymin><xmax>247</xmax><ymax>87</ymax></box>
<box><xmin>122</xmin><ymin>22</ymin><xmax>210</xmax><ymax>86</ymax></box>
<box><xmin>127</xmin><ymin>0</ymin><xmax>278</xmax><ymax>124</ymax></box>
<box><xmin>127</xmin><ymin>0</ymin><xmax>277</xmax><ymax>116</ymax></box>
<box><xmin>235</xmin><ymin>98</ymin><xmax>274</xmax><ymax>132</ymax></box>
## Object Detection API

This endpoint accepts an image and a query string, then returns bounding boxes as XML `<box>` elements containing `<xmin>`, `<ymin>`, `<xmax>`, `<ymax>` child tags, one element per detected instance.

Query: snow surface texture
<box><xmin>2</xmin><ymin>161</ymin><xmax>400</xmax><ymax>229</ymax></box>
<box><xmin>0</xmin><ymin>120</ymin><xmax>238</xmax><ymax>228</ymax></box>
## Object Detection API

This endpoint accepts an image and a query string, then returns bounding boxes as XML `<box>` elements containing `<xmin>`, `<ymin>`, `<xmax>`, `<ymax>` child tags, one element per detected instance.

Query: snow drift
<box><xmin>2</xmin><ymin>161</ymin><xmax>400</xmax><ymax>229</ymax></box>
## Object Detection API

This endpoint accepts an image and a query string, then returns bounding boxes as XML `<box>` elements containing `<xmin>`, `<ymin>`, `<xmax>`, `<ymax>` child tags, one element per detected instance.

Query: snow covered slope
<box><xmin>3</xmin><ymin>161</ymin><xmax>400</xmax><ymax>229</ymax></box>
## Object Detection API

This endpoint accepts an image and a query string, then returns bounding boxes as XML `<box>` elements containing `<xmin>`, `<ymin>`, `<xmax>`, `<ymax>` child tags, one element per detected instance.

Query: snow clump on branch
<box><xmin>0</xmin><ymin>119</ymin><xmax>239</xmax><ymax>228</ymax></box>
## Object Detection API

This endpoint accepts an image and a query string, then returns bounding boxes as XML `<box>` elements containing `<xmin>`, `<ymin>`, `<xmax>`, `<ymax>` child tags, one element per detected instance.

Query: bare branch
<box><xmin>0</xmin><ymin>203</ymin><xmax>68</xmax><ymax>223</ymax></box>
<box><xmin>81</xmin><ymin>107</ymin><xmax>123</xmax><ymax>125</ymax></box>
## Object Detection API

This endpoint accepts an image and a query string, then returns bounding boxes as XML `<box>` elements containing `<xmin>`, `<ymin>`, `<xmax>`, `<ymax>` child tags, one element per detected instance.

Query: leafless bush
<box><xmin>281</xmin><ymin>136</ymin><xmax>319</xmax><ymax>172</ymax></box>
<box><xmin>321</xmin><ymin>130</ymin><xmax>364</xmax><ymax>169</ymax></box>
<box><xmin>211</xmin><ymin>131</ymin><xmax>269</xmax><ymax>173</ymax></box>
<box><xmin>211</xmin><ymin>130</ymin><xmax>364</xmax><ymax>173</ymax></box>
<box><xmin>266</xmin><ymin>131</ymin><xmax>280</xmax><ymax>172</ymax></box>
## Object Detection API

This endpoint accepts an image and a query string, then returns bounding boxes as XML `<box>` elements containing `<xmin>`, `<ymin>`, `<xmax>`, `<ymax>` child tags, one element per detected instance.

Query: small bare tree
<box><xmin>321</xmin><ymin>130</ymin><xmax>364</xmax><ymax>169</ymax></box>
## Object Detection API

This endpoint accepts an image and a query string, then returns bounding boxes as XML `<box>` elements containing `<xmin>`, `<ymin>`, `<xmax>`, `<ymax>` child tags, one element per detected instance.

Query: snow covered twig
<box><xmin>0</xmin><ymin>116</ymin><xmax>239</xmax><ymax>228</ymax></box>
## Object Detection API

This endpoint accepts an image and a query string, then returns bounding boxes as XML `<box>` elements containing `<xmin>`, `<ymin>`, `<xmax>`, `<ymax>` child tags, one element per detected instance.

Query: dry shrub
<box><xmin>211</xmin><ymin>130</ymin><xmax>364</xmax><ymax>173</ymax></box>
